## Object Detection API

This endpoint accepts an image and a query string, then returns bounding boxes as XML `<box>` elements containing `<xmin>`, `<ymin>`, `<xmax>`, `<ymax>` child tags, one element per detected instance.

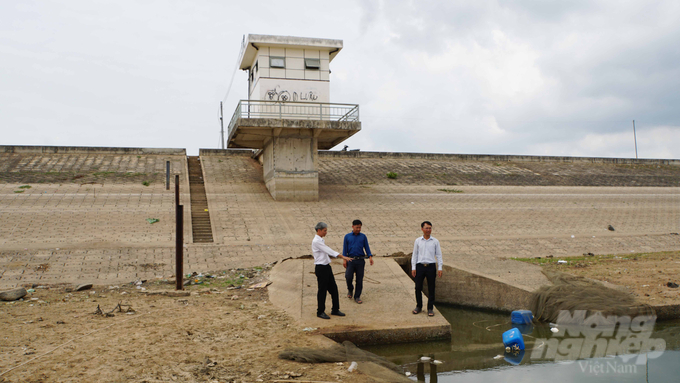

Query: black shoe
<box><xmin>317</xmin><ymin>312</ymin><xmax>331</xmax><ymax>319</ymax></box>
<box><xmin>331</xmin><ymin>310</ymin><xmax>346</xmax><ymax>317</ymax></box>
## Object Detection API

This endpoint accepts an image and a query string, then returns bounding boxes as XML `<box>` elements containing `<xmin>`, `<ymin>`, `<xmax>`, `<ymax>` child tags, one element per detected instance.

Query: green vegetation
<box><xmin>18</xmin><ymin>185</ymin><xmax>31</xmax><ymax>189</ymax></box>
<box><xmin>125</xmin><ymin>172</ymin><xmax>146</xmax><ymax>177</ymax></box>
<box><xmin>198</xmin><ymin>275</ymin><xmax>247</xmax><ymax>289</ymax></box>
<box><xmin>142</xmin><ymin>180</ymin><xmax>151</xmax><ymax>186</ymax></box>
<box><xmin>438</xmin><ymin>188</ymin><xmax>463</xmax><ymax>193</ymax></box>
<box><xmin>386</xmin><ymin>172</ymin><xmax>398</xmax><ymax>179</ymax></box>
<box><xmin>14</xmin><ymin>190</ymin><xmax>24</xmax><ymax>193</ymax></box>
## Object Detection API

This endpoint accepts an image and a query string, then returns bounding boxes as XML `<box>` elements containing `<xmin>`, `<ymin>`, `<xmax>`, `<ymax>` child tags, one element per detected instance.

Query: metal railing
<box><xmin>228</xmin><ymin>100</ymin><xmax>359</xmax><ymax>136</ymax></box>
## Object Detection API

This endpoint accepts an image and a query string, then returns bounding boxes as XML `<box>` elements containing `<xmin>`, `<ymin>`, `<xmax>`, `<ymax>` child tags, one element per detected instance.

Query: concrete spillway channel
<box><xmin>187</xmin><ymin>156</ymin><xmax>214</xmax><ymax>243</ymax></box>
<box><xmin>390</xmin><ymin>256</ymin><xmax>550</xmax><ymax>313</ymax></box>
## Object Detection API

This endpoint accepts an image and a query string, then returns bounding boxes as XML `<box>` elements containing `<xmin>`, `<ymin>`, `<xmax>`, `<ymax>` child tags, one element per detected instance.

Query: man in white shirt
<box><xmin>312</xmin><ymin>222</ymin><xmax>352</xmax><ymax>319</ymax></box>
<box><xmin>411</xmin><ymin>221</ymin><xmax>443</xmax><ymax>317</ymax></box>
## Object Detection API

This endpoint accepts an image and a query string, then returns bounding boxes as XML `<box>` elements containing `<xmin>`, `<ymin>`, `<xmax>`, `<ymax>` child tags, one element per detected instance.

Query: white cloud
<box><xmin>1</xmin><ymin>0</ymin><xmax>679</xmax><ymax>158</ymax></box>
<box><xmin>526</xmin><ymin>125</ymin><xmax>680</xmax><ymax>158</ymax></box>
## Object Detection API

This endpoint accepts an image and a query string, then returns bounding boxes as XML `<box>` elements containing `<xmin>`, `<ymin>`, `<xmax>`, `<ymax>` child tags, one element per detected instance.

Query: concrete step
<box><xmin>187</xmin><ymin>155</ymin><xmax>213</xmax><ymax>243</ymax></box>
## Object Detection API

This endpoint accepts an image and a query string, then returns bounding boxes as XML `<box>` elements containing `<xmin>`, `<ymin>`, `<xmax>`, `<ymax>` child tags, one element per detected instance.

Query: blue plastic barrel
<box><xmin>511</xmin><ymin>310</ymin><xmax>533</xmax><ymax>325</ymax></box>
<box><xmin>502</xmin><ymin>328</ymin><xmax>525</xmax><ymax>350</ymax></box>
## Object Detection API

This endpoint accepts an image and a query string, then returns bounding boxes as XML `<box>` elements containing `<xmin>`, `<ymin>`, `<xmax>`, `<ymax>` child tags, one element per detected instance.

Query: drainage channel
<box><xmin>187</xmin><ymin>156</ymin><xmax>214</xmax><ymax>243</ymax></box>
<box><xmin>364</xmin><ymin>306</ymin><xmax>680</xmax><ymax>382</ymax></box>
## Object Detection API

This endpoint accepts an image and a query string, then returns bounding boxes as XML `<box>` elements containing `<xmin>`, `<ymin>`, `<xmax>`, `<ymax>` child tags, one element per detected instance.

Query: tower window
<box><xmin>305</xmin><ymin>58</ymin><xmax>320</xmax><ymax>69</ymax></box>
<box><xmin>270</xmin><ymin>56</ymin><xmax>285</xmax><ymax>68</ymax></box>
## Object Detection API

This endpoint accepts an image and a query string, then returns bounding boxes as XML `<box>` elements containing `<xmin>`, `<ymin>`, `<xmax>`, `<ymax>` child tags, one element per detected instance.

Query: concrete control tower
<box><xmin>226</xmin><ymin>34</ymin><xmax>361</xmax><ymax>201</ymax></box>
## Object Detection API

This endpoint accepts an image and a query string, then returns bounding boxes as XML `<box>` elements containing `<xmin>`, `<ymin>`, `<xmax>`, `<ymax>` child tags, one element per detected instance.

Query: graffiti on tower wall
<box><xmin>265</xmin><ymin>86</ymin><xmax>318</xmax><ymax>102</ymax></box>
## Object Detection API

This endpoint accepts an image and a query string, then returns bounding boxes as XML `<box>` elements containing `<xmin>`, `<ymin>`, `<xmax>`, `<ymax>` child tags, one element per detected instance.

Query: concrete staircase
<box><xmin>187</xmin><ymin>156</ymin><xmax>213</xmax><ymax>243</ymax></box>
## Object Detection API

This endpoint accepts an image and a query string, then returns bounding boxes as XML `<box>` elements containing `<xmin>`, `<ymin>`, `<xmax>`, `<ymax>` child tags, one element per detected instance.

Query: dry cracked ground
<box><xmin>0</xmin><ymin>266</ymin><xmax>377</xmax><ymax>383</ymax></box>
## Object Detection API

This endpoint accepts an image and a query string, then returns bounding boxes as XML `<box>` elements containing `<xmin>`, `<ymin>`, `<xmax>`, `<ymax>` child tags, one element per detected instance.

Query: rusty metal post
<box><xmin>175</xmin><ymin>174</ymin><xmax>183</xmax><ymax>290</ymax></box>
<box><xmin>166</xmin><ymin>161</ymin><xmax>170</xmax><ymax>190</ymax></box>
<box><xmin>176</xmin><ymin>204</ymin><xmax>184</xmax><ymax>290</ymax></box>
<box><xmin>174</xmin><ymin>174</ymin><xmax>179</xmax><ymax>207</ymax></box>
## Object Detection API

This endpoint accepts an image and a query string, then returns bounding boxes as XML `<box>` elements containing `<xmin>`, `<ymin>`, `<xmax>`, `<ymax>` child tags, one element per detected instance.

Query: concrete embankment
<box><xmin>391</xmin><ymin>255</ymin><xmax>680</xmax><ymax>321</ymax></box>
<box><xmin>391</xmin><ymin>255</ymin><xmax>548</xmax><ymax>313</ymax></box>
<box><xmin>268</xmin><ymin>258</ymin><xmax>451</xmax><ymax>346</ymax></box>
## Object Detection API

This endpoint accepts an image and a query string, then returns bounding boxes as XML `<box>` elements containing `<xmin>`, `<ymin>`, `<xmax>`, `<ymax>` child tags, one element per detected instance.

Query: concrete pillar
<box><xmin>261</xmin><ymin>131</ymin><xmax>319</xmax><ymax>201</ymax></box>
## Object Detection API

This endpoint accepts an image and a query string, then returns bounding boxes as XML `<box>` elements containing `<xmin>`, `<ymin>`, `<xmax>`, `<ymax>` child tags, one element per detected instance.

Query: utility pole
<box><xmin>633</xmin><ymin>120</ymin><xmax>638</xmax><ymax>159</ymax></box>
<box><xmin>220</xmin><ymin>101</ymin><xmax>225</xmax><ymax>150</ymax></box>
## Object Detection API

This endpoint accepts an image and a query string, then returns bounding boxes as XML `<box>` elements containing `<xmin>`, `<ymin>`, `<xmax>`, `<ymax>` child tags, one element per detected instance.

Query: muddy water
<box><xmin>364</xmin><ymin>305</ymin><xmax>680</xmax><ymax>382</ymax></box>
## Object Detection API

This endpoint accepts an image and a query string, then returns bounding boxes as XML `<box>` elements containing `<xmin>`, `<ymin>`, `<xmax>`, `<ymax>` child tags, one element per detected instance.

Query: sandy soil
<box><xmin>0</xmin><ymin>267</ymin><xmax>375</xmax><ymax>383</ymax></box>
<box><xmin>516</xmin><ymin>250</ymin><xmax>680</xmax><ymax>306</ymax></box>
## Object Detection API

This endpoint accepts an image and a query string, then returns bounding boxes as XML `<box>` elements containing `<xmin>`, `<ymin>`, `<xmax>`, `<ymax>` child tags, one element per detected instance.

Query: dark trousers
<box><xmin>414</xmin><ymin>263</ymin><xmax>437</xmax><ymax>310</ymax></box>
<box><xmin>315</xmin><ymin>264</ymin><xmax>339</xmax><ymax>315</ymax></box>
<box><xmin>345</xmin><ymin>258</ymin><xmax>365</xmax><ymax>299</ymax></box>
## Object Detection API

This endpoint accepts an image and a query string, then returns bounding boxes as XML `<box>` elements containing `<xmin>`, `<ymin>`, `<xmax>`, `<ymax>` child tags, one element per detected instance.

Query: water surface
<box><xmin>364</xmin><ymin>305</ymin><xmax>680</xmax><ymax>382</ymax></box>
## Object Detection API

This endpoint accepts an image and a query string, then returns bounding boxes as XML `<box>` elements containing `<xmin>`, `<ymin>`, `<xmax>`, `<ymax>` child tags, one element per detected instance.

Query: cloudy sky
<box><xmin>2</xmin><ymin>0</ymin><xmax>679</xmax><ymax>158</ymax></box>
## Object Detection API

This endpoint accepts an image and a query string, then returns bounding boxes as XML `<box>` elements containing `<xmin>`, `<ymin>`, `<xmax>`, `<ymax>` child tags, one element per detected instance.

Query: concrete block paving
<box><xmin>1</xmin><ymin>151</ymin><xmax>680</xmax><ymax>289</ymax></box>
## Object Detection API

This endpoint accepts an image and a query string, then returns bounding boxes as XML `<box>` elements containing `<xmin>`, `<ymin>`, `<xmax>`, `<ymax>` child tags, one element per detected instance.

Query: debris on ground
<box><xmin>279</xmin><ymin>340</ymin><xmax>411</xmax><ymax>382</ymax></box>
<box><xmin>668</xmin><ymin>282</ymin><xmax>679</xmax><ymax>288</ymax></box>
<box><xmin>1</xmin><ymin>262</ymin><xmax>363</xmax><ymax>383</ymax></box>
<box><xmin>204</xmin><ymin>358</ymin><xmax>217</xmax><ymax>367</ymax></box>
<box><xmin>608</xmin><ymin>225</ymin><xmax>616</xmax><ymax>231</ymax></box>
<box><xmin>93</xmin><ymin>302</ymin><xmax>135</xmax><ymax>317</ymax></box>
<box><xmin>179</xmin><ymin>264</ymin><xmax>274</xmax><ymax>289</ymax></box>
<box><xmin>146</xmin><ymin>218</ymin><xmax>159</xmax><ymax>224</ymax></box>
<box><xmin>143</xmin><ymin>290</ymin><xmax>190</xmax><ymax>297</ymax></box>
<box><xmin>250</xmin><ymin>281</ymin><xmax>271</xmax><ymax>289</ymax></box>
<box><xmin>76</xmin><ymin>284</ymin><xmax>93</xmax><ymax>291</ymax></box>
<box><xmin>0</xmin><ymin>288</ymin><xmax>27</xmax><ymax>301</ymax></box>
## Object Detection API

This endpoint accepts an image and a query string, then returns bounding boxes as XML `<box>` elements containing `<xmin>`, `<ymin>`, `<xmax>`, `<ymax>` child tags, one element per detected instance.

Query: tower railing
<box><xmin>228</xmin><ymin>100</ymin><xmax>360</xmax><ymax>137</ymax></box>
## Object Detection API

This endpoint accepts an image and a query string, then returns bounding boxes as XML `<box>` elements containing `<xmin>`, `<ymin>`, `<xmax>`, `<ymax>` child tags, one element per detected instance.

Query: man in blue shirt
<box><xmin>343</xmin><ymin>219</ymin><xmax>373</xmax><ymax>304</ymax></box>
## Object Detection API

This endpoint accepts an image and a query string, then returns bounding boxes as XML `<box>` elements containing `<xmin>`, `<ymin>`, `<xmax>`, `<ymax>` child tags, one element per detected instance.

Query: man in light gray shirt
<box><xmin>411</xmin><ymin>221</ymin><xmax>443</xmax><ymax>316</ymax></box>
<box><xmin>312</xmin><ymin>222</ymin><xmax>352</xmax><ymax>319</ymax></box>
